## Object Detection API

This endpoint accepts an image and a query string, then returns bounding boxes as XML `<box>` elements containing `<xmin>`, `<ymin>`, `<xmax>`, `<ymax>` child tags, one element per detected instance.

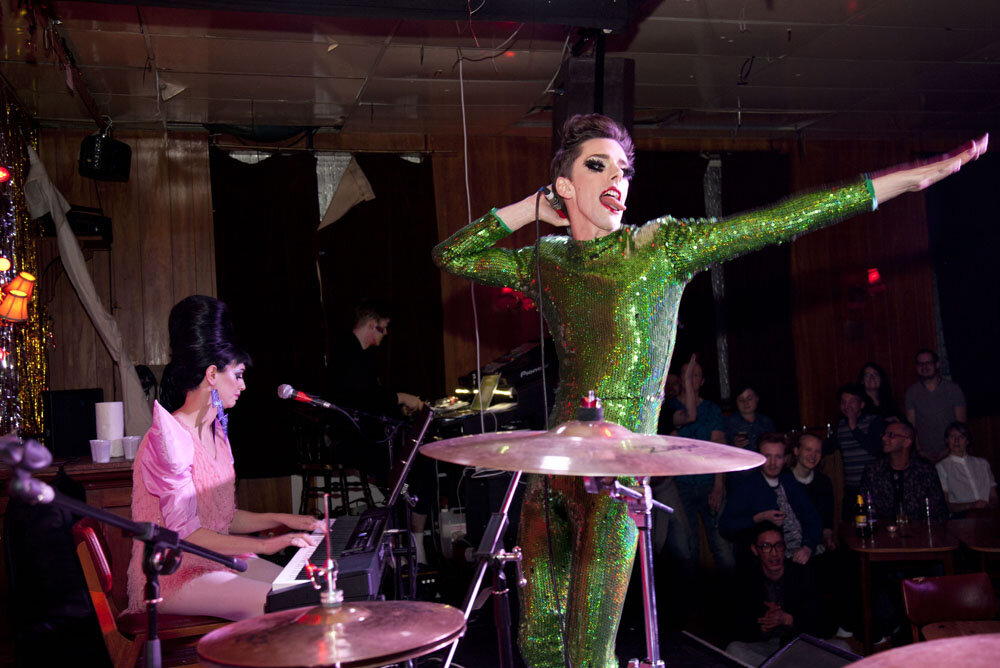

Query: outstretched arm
<box><xmin>663</xmin><ymin>134</ymin><xmax>988</xmax><ymax>278</ymax></box>
<box><xmin>871</xmin><ymin>135</ymin><xmax>988</xmax><ymax>205</ymax></box>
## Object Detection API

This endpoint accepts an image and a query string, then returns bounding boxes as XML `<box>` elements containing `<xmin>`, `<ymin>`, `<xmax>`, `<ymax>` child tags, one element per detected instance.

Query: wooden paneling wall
<box><xmin>38</xmin><ymin>130</ymin><xmax>215</xmax><ymax>396</ymax></box>
<box><xmin>431</xmin><ymin>135</ymin><xmax>554</xmax><ymax>392</ymax></box>
<box><xmin>788</xmin><ymin>141</ymin><xmax>938</xmax><ymax>428</ymax></box>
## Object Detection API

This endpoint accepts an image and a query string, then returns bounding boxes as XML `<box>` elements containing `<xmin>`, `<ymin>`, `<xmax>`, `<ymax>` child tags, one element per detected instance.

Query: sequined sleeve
<box><xmin>657</xmin><ymin>178</ymin><xmax>875</xmax><ymax>278</ymax></box>
<box><xmin>432</xmin><ymin>209</ymin><xmax>536</xmax><ymax>292</ymax></box>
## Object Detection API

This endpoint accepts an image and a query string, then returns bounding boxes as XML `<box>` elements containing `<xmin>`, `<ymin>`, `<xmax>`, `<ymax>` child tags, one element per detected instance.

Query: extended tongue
<box><xmin>601</xmin><ymin>193</ymin><xmax>626</xmax><ymax>211</ymax></box>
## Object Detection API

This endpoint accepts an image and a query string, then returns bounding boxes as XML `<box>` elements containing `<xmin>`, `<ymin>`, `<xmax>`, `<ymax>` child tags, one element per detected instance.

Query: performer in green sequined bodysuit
<box><xmin>432</xmin><ymin>115</ymin><xmax>987</xmax><ymax>668</ymax></box>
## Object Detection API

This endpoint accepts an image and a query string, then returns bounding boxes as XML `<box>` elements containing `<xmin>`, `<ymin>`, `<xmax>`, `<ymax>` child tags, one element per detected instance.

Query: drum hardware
<box><xmin>421</xmin><ymin>392</ymin><xmax>765</xmax><ymax>668</ymax></box>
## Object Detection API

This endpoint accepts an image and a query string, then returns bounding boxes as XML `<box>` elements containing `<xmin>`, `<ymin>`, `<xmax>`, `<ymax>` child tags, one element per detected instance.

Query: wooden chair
<box><xmin>901</xmin><ymin>573</ymin><xmax>999</xmax><ymax>642</ymax></box>
<box><xmin>72</xmin><ymin>517</ymin><xmax>229</xmax><ymax>668</ymax></box>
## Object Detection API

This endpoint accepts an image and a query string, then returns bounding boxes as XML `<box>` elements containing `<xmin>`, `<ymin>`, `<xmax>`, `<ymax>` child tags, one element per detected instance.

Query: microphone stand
<box><xmin>441</xmin><ymin>468</ymin><xmax>525</xmax><ymax>668</ymax></box>
<box><xmin>3</xmin><ymin>437</ymin><xmax>245</xmax><ymax>668</ymax></box>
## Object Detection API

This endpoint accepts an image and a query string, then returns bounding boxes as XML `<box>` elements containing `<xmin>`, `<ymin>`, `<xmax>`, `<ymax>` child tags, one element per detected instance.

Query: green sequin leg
<box><xmin>518</xmin><ymin>475</ymin><xmax>638</xmax><ymax>668</ymax></box>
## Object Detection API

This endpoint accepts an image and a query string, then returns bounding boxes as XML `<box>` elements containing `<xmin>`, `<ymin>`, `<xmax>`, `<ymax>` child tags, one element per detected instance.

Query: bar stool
<box><xmin>294</xmin><ymin>423</ymin><xmax>375</xmax><ymax>516</ymax></box>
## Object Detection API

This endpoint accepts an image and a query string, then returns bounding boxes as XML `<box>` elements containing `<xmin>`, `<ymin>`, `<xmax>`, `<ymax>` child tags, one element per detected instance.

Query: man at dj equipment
<box><xmin>326</xmin><ymin>299</ymin><xmax>424</xmax><ymax>483</ymax></box>
<box><xmin>433</xmin><ymin>113</ymin><xmax>987</xmax><ymax>667</ymax></box>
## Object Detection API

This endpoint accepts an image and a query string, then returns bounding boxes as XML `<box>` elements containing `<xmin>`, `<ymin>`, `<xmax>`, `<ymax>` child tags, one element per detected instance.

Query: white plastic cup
<box><xmin>122</xmin><ymin>436</ymin><xmax>141</xmax><ymax>461</ymax></box>
<box><xmin>110</xmin><ymin>438</ymin><xmax>124</xmax><ymax>458</ymax></box>
<box><xmin>89</xmin><ymin>439</ymin><xmax>112</xmax><ymax>463</ymax></box>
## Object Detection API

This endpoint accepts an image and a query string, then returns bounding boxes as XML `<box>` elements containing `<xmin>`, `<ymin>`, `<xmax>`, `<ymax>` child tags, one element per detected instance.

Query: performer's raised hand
<box><xmin>495</xmin><ymin>187</ymin><xmax>571</xmax><ymax>233</ymax></box>
<box><xmin>871</xmin><ymin>134</ymin><xmax>988</xmax><ymax>205</ymax></box>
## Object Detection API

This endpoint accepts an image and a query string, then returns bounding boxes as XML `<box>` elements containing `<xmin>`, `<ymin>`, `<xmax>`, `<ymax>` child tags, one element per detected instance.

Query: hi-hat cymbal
<box><xmin>198</xmin><ymin>601</ymin><xmax>466</xmax><ymax>668</ymax></box>
<box><xmin>420</xmin><ymin>419</ymin><xmax>765</xmax><ymax>476</ymax></box>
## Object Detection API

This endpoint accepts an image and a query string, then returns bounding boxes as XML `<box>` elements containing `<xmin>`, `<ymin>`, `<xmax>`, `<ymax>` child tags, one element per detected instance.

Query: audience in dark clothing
<box><xmin>859</xmin><ymin>420</ymin><xmax>949</xmax><ymax>524</ymax></box>
<box><xmin>652</xmin><ymin>354</ymin><xmax>974</xmax><ymax>658</ymax></box>
<box><xmin>720</xmin><ymin>434</ymin><xmax>822</xmax><ymax>566</ymax></box>
<box><xmin>858</xmin><ymin>362</ymin><xmax>900</xmax><ymax>419</ymax></box>
<box><xmin>791</xmin><ymin>433</ymin><xmax>836</xmax><ymax>552</ymax></box>
<box><xmin>725</xmin><ymin>522</ymin><xmax>827</xmax><ymax>666</ymax></box>
<box><xmin>724</xmin><ymin>383</ymin><xmax>775</xmax><ymax>453</ymax></box>
<box><xmin>824</xmin><ymin>383</ymin><xmax>884</xmax><ymax>518</ymax></box>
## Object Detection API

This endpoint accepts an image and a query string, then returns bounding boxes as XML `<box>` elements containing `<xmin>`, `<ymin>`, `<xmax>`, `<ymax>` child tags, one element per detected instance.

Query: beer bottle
<box><xmin>855</xmin><ymin>493</ymin><xmax>869</xmax><ymax>538</ymax></box>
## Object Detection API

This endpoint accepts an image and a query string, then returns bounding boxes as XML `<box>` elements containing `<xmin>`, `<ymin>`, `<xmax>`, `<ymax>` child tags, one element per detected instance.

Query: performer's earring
<box><xmin>211</xmin><ymin>388</ymin><xmax>229</xmax><ymax>436</ymax></box>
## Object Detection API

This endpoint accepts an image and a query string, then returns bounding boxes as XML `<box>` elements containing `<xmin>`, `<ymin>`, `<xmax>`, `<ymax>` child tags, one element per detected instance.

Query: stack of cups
<box><xmin>96</xmin><ymin>401</ymin><xmax>125</xmax><ymax>457</ymax></box>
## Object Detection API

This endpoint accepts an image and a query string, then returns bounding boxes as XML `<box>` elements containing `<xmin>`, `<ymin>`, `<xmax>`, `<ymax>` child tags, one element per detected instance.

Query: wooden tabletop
<box><xmin>841</xmin><ymin>522</ymin><xmax>960</xmax><ymax>555</ymax></box>
<box><xmin>1</xmin><ymin>456</ymin><xmax>134</xmax><ymax>487</ymax></box>
<box><xmin>948</xmin><ymin>516</ymin><xmax>1000</xmax><ymax>553</ymax></box>
<box><xmin>847</xmin><ymin>634</ymin><xmax>1000</xmax><ymax>667</ymax></box>
<box><xmin>922</xmin><ymin>620</ymin><xmax>1000</xmax><ymax>641</ymax></box>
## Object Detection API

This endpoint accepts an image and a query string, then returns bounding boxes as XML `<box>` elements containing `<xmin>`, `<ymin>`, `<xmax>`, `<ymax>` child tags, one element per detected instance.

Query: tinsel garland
<box><xmin>1</xmin><ymin>94</ymin><xmax>47</xmax><ymax>437</ymax></box>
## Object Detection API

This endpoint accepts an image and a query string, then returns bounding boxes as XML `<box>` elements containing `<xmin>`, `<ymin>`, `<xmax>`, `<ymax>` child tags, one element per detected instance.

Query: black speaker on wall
<box><xmin>41</xmin><ymin>388</ymin><xmax>104</xmax><ymax>458</ymax></box>
<box><xmin>552</xmin><ymin>56</ymin><xmax>635</xmax><ymax>143</ymax></box>
<box><xmin>79</xmin><ymin>131</ymin><xmax>132</xmax><ymax>182</ymax></box>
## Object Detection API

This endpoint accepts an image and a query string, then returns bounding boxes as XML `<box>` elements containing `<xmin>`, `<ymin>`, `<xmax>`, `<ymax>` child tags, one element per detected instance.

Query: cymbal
<box><xmin>198</xmin><ymin>601</ymin><xmax>466</xmax><ymax>668</ymax></box>
<box><xmin>420</xmin><ymin>419</ymin><xmax>766</xmax><ymax>476</ymax></box>
<box><xmin>845</xmin><ymin>634</ymin><xmax>1000</xmax><ymax>668</ymax></box>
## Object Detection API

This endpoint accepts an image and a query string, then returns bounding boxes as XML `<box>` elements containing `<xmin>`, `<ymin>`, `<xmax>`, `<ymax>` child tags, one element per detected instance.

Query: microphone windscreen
<box><xmin>277</xmin><ymin>384</ymin><xmax>295</xmax><ymax>400</ymax></box>
<box><xmin>22</xmin><ymin>440</ymin><xmax>52</xmax><ymax>472</ymax></box>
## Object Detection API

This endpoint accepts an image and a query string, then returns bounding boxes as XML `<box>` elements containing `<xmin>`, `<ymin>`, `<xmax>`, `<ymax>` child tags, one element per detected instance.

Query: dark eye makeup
<box><xmin>584</xmin><ymin>157</ymin><xmax>635</xmax><ymax>180</ymax></box>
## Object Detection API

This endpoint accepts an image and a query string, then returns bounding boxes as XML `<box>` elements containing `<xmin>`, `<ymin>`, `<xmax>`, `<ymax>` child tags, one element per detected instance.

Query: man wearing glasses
<box><xmin>905</xmin><ymin>349</ymin><xmax>967</xmax><ymax>463</ymax></box>
<box><xmin>725</xmin><ymin>522</ymin><xmax>826</xmax><ymax>666</ymax></box>
<box><xmin>859</xmin><ymin>421</ymin><xmax>949</xmax><ymax>525</ymax></box>
<box><xmin>325</xmin><ymin>300</ymin><xmax>424</xmax><ymax>486</ymax></box>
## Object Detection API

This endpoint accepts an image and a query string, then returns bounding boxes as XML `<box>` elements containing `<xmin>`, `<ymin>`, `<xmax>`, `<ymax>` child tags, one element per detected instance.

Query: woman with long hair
<box><xmin>858</xmin><ymin>361</ymin><xmax>899</xmax><ymax>418</ymax></box>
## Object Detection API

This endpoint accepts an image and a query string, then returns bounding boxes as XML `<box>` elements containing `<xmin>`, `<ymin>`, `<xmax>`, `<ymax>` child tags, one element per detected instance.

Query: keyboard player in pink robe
<box><xmin>126</xmin><ymin>295</ymin><xmax>322</xmax><ymax>620</ymax></box>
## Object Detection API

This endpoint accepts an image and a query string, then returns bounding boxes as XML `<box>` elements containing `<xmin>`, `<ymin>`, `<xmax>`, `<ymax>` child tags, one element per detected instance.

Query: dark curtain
<box><xmin>316</xmin><ymin>153</ymin><xmax>445</xmax><ymax>404</ymax></box>
<box><xmin>626</xmin><ymin>150</ymin><xmax>797</xmax><ymax>429</ymax></box>
<box><xmin>721</xmin><ymin>151</ymin><xmax>798</xmax><ymax>430</ymax></box>
<box><xmin>926</xmin><ymin>150</ymin><xmax>1000</xmax><ymax>417</ymax></box>
<box><xmin>627</xmin><ymin>150</ymin><xmax>716</xmax><ymax>390</ymax></box>
<box><xmin>209</xmin><ymin>149</ymin><xmax>326</xmax><ymax>477</ymax></box>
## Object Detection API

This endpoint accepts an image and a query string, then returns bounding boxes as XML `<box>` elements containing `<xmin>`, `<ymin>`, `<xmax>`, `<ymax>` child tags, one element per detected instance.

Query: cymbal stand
<box><xmin>305</xmin><ymin>494</ymin><xmax>343</xmax><ymax>609</ymax></box>
<box><xmin>442</xmin><ymin>469</ymin><xmax>526</xmax><ymax>668</ymax></box>
<box><xmin>584</xmin><ymin>476</ymin><xmax>673</xmax><ymax>668</ymax></box>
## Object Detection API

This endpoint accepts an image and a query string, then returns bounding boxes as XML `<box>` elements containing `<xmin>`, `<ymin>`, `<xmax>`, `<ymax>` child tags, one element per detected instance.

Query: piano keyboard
<box><xmin>272</xmin><ymin>516</ymin><xmax>358</xmax><ymax>592</ymax></box>
<box><xmin>265</xmin><ymin>513</ymin><xmax>388</xmax><ymax>612</ymax></box>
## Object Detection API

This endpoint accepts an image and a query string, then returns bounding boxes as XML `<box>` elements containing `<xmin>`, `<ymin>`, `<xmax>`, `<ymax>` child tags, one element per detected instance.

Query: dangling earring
<box><xmin>211</xmin><ymin>388</ymin><xmax>229</xmax><ymax>437</ymax></box>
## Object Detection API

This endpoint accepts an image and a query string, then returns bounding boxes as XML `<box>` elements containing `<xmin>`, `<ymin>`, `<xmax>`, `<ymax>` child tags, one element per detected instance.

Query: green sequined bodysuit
<box><xmin>433</xmin><ymin>179</ymin><xmax>875</xmax><ymax>668</ymax></box>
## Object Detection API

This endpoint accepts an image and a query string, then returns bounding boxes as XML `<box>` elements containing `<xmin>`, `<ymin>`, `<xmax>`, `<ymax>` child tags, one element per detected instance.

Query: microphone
<box><xmin>10</xmin><ymin>473</ymin><xmax>55</xmax><ymax>504</ymax></box>
<box><xmin>1</xmin><ymin>437</ymin><xmax>56</xmax><ymax>504</ymax></box>
<box><xmin>277</xmin><ymin>384</ymin><xmax>333</xmax><ymax>410</ymax></box>
<box><xmin>539</xmin><ymin>186</ymin><xmax>567</xmax><ymax>218</ymax></box>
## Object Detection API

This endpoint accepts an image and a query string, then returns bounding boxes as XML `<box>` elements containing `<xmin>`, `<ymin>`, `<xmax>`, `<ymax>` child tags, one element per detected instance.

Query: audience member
<box><xmin>905</xmin><ymin>348</ymin><xmax>967</xmax><ymax>463</ymax></box>
<box><xmin>724</xmin><ymin>383</ymin><xmax>776</xmax><ymax>452</ymax></box>
<box><xmin>721</xmin><ymin>433</ymin><xmax>821</xmax><ymax>566</ymax></box>
<box><xmin>858</xmin><ymin>362</ymin><xmax>899</xmax><ymax>418</ymax></box>
<box><xmin>859</xmin><ymin>420</ymin><xmax>948</xmax><ymax>524</ymax></box>
<box><xmin>725</xmin><ymin>522</ymin><xmax>826</xmax><ymax>667</ymax></box>
<box><xmin>792</xmin><ymin>434</ymin><xmax>836</xmax><ymax>553</ymax></box>
<box><xmin>824</xmin><ymin>383</ymin><xmax>884</xmax><ymax>518</ymax></box>
<box><xmin>664</xmin><ymin>372</ymin><xmax>682</xmax><ymax>402</ymax></box>
<box><xmin>663</xmin><ymin>355</ymin><xmax>735</xmax><ymax>575</ymax></box>
<box><xmin>792</xmin><ymin>432</ymin><xmax>859</xmax><ymax>638</ymax></box>
<box><xmin>936</xmin><ymin>421</ymin><xmax>998</xmax><ymax>514</ymax></box>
